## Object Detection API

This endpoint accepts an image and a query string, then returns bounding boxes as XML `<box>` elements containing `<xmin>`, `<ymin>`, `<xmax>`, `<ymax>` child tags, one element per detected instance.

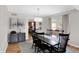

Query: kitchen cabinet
<box><xmin>8</xmin><ymin>32</ymin><xmax>26</xmax><ymax>43</ymax></box>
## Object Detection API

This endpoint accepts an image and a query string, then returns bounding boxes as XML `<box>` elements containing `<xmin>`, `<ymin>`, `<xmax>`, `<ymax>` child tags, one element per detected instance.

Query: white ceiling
<box><xmin>7</xmin><ymin>5</ymin><xmax>77</xmax><ymax>17</ymax></box>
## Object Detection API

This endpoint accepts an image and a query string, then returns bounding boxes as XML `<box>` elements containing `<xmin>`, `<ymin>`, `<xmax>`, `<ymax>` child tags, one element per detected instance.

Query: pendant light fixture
<box><xmin>34</xmin><ymin>8</ymin><xmax>43</xmax><ymax>22</ymax></box>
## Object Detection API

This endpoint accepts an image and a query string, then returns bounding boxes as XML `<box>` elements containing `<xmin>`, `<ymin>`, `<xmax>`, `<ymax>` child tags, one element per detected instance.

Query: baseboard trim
<box><xmin>68</xmin><ymin>43</ymin><xmax>79</xmax><ymax>49</ymax></box>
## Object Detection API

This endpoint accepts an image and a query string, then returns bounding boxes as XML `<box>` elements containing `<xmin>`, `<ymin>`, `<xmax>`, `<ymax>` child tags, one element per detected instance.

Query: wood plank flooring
<box><xmin>6</xmin><ymin>34</ymin><xmax>79</xmax><ymax>53</ymax></box>
<box><xmin>6</xmin><ymin>43</ymin><xmax>21</xmax><ymax>53</ymax></box>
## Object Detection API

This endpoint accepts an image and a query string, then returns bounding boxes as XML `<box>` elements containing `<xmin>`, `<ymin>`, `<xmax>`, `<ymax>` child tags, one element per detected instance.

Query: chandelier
<box><xmin>34</xmin><ymin>8</ymin><xmax>43</xmax><ymax>22</ymax></box>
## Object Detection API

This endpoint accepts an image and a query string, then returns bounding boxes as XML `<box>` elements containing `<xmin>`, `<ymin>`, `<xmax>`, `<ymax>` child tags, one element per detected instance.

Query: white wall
<box><xmin>41</xmin><ymin>17</ymin><xmax>51</xmax><ymax>33</ymax></box>
<box><xmin>53</xmin><ymin>13</ymin><xmax>79</xmax><ymax>48</ymax></box>
<box><xmin>0</xmin><ymin>6</ymin><xmax>9</xmax><ymax>52</ymax></box>
<box><xmin>62</xmin><ymin>15</ymin><xmax>69</xmax><ymax>33</ymax></box>
<box><xmin>25</xmin><ymin>18</ymin><xmax>29</xmax><ymax>40</ymax></box>
<box><xmin>69</xmin><ymin>11</ymin><xmax>79</xmax><ymax>48</ymax></box>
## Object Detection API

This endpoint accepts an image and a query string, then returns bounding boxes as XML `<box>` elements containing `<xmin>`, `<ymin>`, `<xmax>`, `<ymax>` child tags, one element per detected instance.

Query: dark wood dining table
<box><xmin>36</xmin><ymin>34</ymin><xmax>60</xmax><ymax>52</ymax></box>
<box><xmin>37</xmin><ymin>34</ymin><xmax>59</xmax><ymax>46</ymax></box>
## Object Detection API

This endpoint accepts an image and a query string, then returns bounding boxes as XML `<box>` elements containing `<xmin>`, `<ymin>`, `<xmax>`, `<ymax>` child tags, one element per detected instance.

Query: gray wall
<box><xmin>68</xmin><ymin>11</ymin><xmax>79</xmax><ymax>47</ymax></box>
<box><xmin>62</xmin><ymin>15</ymin><xmax>69</xmax><ymax>33</ymax></box>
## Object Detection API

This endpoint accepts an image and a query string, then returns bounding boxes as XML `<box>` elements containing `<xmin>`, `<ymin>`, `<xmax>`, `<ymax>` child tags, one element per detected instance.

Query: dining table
<box><xmin>36</xmin><ymin>34</ymin><xmax>60</xmax><ymax>52</ymax></box>
<box><xmin>37</xmin><ymin>34</ymin><xmax>59</xmax><ymax>46</ymax></box>
<box><xmin>35</xmin><ymin>30</ymin><xmax>59</xmax><ymax>45</ymax></box>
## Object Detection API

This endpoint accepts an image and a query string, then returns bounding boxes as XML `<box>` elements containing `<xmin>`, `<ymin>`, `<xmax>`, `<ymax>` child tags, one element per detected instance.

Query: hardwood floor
<box><xmin>6</xmin><ymin>42</ymin><xmax>79</xmax><ymax>53</ymax></box>
<box><xmin>6</xmin><ymin>33</ymin><xmax>32</xmax><ymax>53</ymax></box>
<box><xmin>67</xmin><ymin>45</ymin><xmax>79</xmax><ymax>53</ymax></box>
<box><xmin>28</xmin><ymin>33</ymin><xmax>33</xmax><ymax>43</ymax></box>
<box><xmin>6</xmin><ymin>43</ymin><xmax>21</xmax><ymax>53</ymax></box>
<box><xmin>6</xmin><ymin>34</ymin><xmax>79</xmax><ymax>53</ymax></box>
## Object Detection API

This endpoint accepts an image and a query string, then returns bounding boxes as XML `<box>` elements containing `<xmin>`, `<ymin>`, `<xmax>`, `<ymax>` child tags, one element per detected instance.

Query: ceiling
<box><xmin>7</xmin><ymin>5</ymin><xmax>78</xmax><ymax>17</ymax></box>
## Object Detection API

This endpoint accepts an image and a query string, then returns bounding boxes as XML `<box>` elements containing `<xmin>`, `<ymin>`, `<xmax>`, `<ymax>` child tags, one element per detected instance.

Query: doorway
<box><xmin>28</xmin><ymin>21</ymin><xmax>36</xmax><ymax>41</ymax></box>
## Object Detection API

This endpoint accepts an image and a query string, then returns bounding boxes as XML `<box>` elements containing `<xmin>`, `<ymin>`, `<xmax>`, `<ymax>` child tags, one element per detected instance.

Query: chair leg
<box><xmin>35</xmin><ymin>46</ymin><xmax>39</xmax><ymax>53</ymax></box>
<box><xmin>49</xmin><ymin>48</ymin><xmax>53</xmax><ymax>53</ymax></box>
<box><xmin>37</xmin><ymin>48</ymin><xmax>39</xmax><ymax>53</ymax></box>
<box><xmin>32</xmin><ymin>44</ymin><xmax>34</xmax><ymax>48</ymax></box>
<box><xmin>32</xmin><ymin>43</ymin><xmax>35</xmax><ymax>48</ymax></box>
<box><xmin>37</xmin><ymin>48</ymin><xmax>41</xmax><ymax>53</ymax></box>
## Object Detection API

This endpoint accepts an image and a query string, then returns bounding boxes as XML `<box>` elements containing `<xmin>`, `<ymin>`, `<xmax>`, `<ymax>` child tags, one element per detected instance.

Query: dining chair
<box><xmin>31</xmin><ymin>32</ymin><xmax>37</xmax><ymax>48</ymax></box>
<box><xmin>35</xmin><ymin>36</ymin><xmax>51</xmax><ymax>53</ymax></box>
<box><xmin>51</xmin><ymin>33</ymin><xmax>70</xmax><ymax>53</ymax></box>
<box><xmin>35</xmin><ymin>33</ymin><xmax>54</xmax><ymax>53</ymax></box>
<box><xmin>32</xmin><ymin>32</ymin><xmax>48</xmax><ymax>53</ymax></box>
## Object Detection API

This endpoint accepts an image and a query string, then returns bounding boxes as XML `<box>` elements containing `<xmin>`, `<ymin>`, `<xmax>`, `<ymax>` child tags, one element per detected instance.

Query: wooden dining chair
<box><xmin>31</xmin><ymin>32</ymin><xmax>37</xmax><ymax>47</ymax></box>
<box><xmin>35</xmin><ymin>36</ymin><xmax>51</xmax><ymax>53</ymax></box>
<box><xmin>31</xmin><ymin>31</ymin><xmax>43</xmax><ymax>49</ymax></box>
<box><xmin>52</xmin><ymin>33</ymin><xmax>70</xmax><ymax>53</ymax></box>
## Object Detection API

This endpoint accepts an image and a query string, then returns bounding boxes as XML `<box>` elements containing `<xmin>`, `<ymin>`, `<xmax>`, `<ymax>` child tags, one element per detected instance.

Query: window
<box><xmin>52</xmin><ymin>23</ymin><xmax>56</xmax><ymax>30</ymax></box>
<box><xmin>51</xmin><ymin>16</ymin><xmax>62</xmax><ymax>30</ymax></box>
